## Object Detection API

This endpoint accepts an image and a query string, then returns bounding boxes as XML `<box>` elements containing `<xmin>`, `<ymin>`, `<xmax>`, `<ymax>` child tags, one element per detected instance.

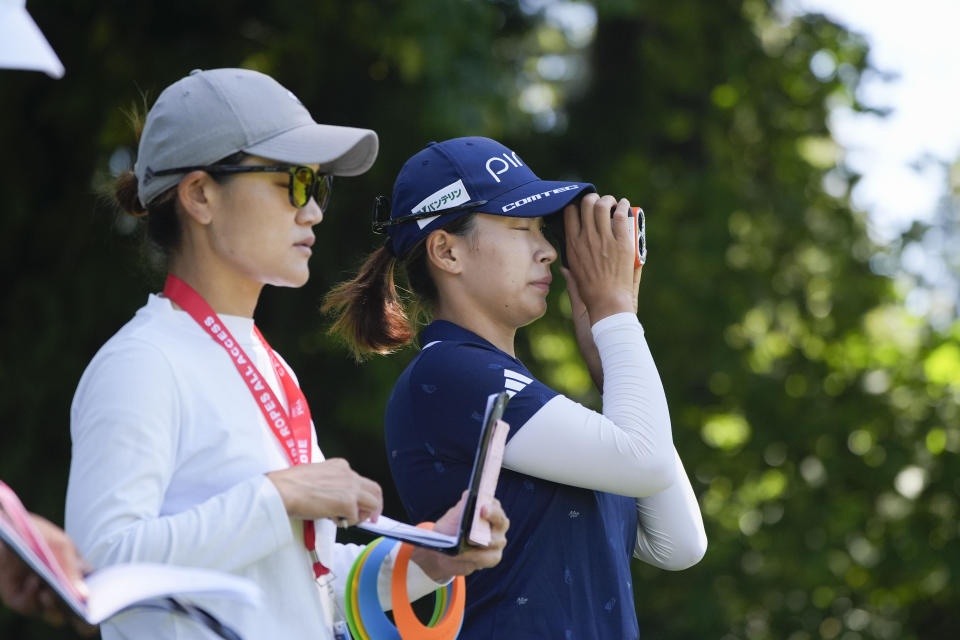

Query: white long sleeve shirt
<box><xmin>66</xmin><ymin>294</ymin><xmax>439</xmax><ymax>639</ymax></box>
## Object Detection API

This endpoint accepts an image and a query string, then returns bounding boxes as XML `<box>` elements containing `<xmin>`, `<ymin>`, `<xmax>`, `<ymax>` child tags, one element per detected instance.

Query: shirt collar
<box><xmin>421</xmin><ymin>320</ymin><xmax>504</xmax><ymax>354</ymax></box>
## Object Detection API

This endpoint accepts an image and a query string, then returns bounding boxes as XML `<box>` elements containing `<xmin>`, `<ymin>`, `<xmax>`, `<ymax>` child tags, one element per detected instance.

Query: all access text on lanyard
<box><xmin>163</xmin><ymin>274</ymin><xmax>330</xmax><ymax>580</ymax></box>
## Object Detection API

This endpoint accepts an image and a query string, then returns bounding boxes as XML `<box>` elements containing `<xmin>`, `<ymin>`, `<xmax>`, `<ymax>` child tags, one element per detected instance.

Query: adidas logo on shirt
<box><xmin>503</xmin><ymin>369</ymin><xmax>533</xmax><ymax>398</ymax></box>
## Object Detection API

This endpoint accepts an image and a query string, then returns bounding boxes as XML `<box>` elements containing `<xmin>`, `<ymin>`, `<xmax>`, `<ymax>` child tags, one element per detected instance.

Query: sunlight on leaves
<box><xmin>738</xmin><ymin>469</ymin><xmax>788</xmax><ymax>505</ymax></box>
<box><xmin>923</xmin><ymin>342</ymin><xmax>960</xmax><ymax>387</ymax></box>
<box><xmin>701</xmin><ymin>413</ymin><xmax>752</xmax><ymax>451</ymax></box>
<box><xmin>797</xmin><ymin>136</ymin><xmax>840</xmax><ymax>169</ymax></box>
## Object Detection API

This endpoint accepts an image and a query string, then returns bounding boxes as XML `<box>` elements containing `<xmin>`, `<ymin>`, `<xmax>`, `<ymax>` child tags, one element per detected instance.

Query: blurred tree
<box><xmin>1</xmin><ymin>1</ymin><xmax>956</xmax><ymax>638</ymax></box>
<box><xmin>894</xmin><ymin>156</ymin><xmax>960</xmax><ymax>330</ymax></box>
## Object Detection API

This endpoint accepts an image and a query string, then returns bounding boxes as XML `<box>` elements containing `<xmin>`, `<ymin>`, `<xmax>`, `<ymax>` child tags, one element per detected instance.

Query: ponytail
<box><xmin>111</xmin><ymin>169</ymin><xmax>181</xmax><ymax>257</ymax></box>
<box><xmin>323</xmin><ymin>245</ymin><xmax>414</xmax><ymax>360</ymax></box>
<box><xmin>114</xmin><ymin>170</ymin><xmax>147</xmax><ymax>217</ymax></box>
<box><xmin>109</xmin><ymin>102</ymin><xmax>182</xmax><ymax>258</ymax></box>
<box><xmin>324</xmin><ymin>214</ymin><xmax>477</xmax><ymax>361</ymax></box>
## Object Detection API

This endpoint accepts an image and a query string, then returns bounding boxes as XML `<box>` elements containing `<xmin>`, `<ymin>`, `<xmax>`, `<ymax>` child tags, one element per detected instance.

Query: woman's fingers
<box><xmin>418</xmin><ymin>540</ymin><xmax>505</xmax><ymax>581</ymax></box>
<box><xmin>453</xmin><ymin>498</ymin><xmax>509</xmax><ymax>573</ymax></box>
<box><xmin>563</xmin><ymin>201</ymin><xmax>581</xmax><ymax>239</ymax></box>
<box><xmin>479</xmin><ymin>499</ymin><xmax>509</xmax><ymax>550</ymax></box>
<box><xmin>571</xmin><ymin>193</ymin><xmax>633</xmax><ymax>270</ymax></box>
<box><xmin>38</xmin><ymin>588</ymin><xmax>66</xmax><ymax>627</ymax></box>
<box><xmin>591</xmin><ymin>194</ymin><xmax>620</xmax><ymax>241</ymax></box>
<box><xmin>9</xmin><ymin>572</ymin><xmax>42</xmax><ymax>615</ymax></box>
<box><xmin>580</xmin><ymin>192</ymin><xmax>603</xmax><ymax>244</ymax></box>
<box><xmin>328</xmin><ymin>463</ymin><xmax>383</xmax><ymax>525</ymax></box>
<box><xmin>480</xmin><ymin>499</ymin><xmax>508</xmax><ymax>532</ymax></box>
<box><xmin>1</xmin><ymin>517</ymin><xmax>93</xmax><ymax>625</ymax></box>
<box><xmin>29</xmin><ymin>515</ymin><xmax>89</xmax><ymax>597</ymax></box>
<box><xmin>267</xmin><ymin>459</ymin><xmax>384</xmax><ymax>523</ymax></box>
<box><xmin>409</xmin><ymin>495</ymin><xmax>509</xmax><ymax>581</ymax></box>
<box><xmin>0</xmin><ymin>543</ymin><xmax>25</xmax><ymax>610</ymax></box>
<box><xmin>560</xmin><ymin>267</ymin><xmax>586</xmax><ymax>315</ymax></box>
<box><xmin>354</xmin><ymin>477</ymin><xmax>384</xmax><ymax>524</ymax></box>
<box><xmin>563</xmin><ymin>192</ymin><xmax>637</xmax><ymax>322</ymax></box>
<box><xmin>610</xmin><ymin>197</ymin><xmax>633</xmax><ymax>248</ymax></box>
<box><xmin>432</xmin><ymin>491</ymin><xmax>469</xmax><ymax>536</ymax></box>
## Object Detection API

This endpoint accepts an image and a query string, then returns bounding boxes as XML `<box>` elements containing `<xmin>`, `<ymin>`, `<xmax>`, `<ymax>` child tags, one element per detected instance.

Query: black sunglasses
<box><xmin>370</xmin><ymin>195</ymin><xmax>489</xmax><ymax>234</ymax></box>
<box><xmin>152</xmin><ymin>164</ymin><xmax>333</xmax><ymax>210</ymax></box>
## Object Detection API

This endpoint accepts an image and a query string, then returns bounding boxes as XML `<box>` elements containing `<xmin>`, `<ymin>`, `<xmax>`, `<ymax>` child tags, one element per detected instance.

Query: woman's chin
<box><xmin>266</xmin><ymin>270</ymin><xmax>311</xmax><ymax>289</ymax></box>
<box><xmin>517</xmin><ymin>305</ymin><xmax>548</xmax><ymax>328</ymax></box>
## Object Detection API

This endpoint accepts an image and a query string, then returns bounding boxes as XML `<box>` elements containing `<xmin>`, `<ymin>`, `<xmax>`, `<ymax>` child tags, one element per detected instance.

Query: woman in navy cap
<box><xmin>326</xmin><ymin>136</ymin><xmax>707</xmax><ymax>639</ymax></box>
<box><xmin>65</xmin><ymin>73</ymin><xmax>507</xmax><ymax>640</ymax></box>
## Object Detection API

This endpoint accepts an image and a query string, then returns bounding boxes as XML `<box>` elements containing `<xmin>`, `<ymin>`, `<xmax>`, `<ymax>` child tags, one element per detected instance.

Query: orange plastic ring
<box><xmin>390</xmin><ymin>522</ymin><xmax>466</xmax><ymax>639</ymax></box>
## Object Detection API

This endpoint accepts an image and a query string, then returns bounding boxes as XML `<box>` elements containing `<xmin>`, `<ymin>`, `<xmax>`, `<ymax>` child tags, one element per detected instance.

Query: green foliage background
<box><xmin>1</xmin><ymin>1</ymin><xmax>958</xmax><ymax>638</ymax></box>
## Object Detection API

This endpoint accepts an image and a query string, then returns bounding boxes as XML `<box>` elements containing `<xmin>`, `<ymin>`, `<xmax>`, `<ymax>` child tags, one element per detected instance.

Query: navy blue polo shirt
<box><xmin>384</xmin><ymin>320</ymin><xmax>639</xmax><ymax>639</ymax></box>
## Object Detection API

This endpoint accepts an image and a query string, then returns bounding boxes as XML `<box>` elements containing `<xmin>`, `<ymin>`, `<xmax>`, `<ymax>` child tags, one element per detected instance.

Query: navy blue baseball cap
<box><xmin>378</xmin><ymin>137</ymin><xmax>595</xmax><ymax>259</ymax></box>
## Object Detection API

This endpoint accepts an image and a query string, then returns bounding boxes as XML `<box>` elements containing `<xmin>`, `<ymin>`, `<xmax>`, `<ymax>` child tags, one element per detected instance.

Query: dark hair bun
<box><xmin>114</xmin><ymin>170</ymin><xmax>147</xmax><ymax>217</ymax></box>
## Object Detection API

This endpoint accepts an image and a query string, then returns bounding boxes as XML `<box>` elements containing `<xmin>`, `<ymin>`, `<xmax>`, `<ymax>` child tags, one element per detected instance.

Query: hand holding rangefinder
<box><xmin>546</xmin><ymin>203</ymin><xmax>647</xmax><ymax>269</ymax></box>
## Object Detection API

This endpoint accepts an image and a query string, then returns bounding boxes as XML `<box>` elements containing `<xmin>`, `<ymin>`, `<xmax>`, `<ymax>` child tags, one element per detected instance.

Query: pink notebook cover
<box><xmin>468</xmin><ymin>419</ymin><xmax>510</xmax><ymax>546</ymax></box>
<box><xmin>0</xmin><ymin>481</ymin><xmax>86</xmax><ymax>602</ymax></box>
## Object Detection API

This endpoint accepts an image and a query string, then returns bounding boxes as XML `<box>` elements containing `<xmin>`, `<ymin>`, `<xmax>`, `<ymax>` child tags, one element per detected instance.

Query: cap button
<box><xmin>189</xmin><ymin>69</ymin><xmax>203</xmax><ymax>76</ymax></box>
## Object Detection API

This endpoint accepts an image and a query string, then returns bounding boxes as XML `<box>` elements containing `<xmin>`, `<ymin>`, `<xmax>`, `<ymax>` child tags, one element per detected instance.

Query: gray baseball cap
<box><xmin>135</xmin><ymin>68</ymin><xmax>379</xmax><ymax>207</ymax></box>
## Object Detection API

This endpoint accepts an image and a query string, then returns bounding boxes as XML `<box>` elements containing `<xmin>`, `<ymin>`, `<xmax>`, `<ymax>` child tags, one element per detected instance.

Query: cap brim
<box><xmin>0</xmin><ymin>5</ymin><xmax>64</xmax><ymax>78</ymax></box>
<box><xmin>476</xmin><ymin>179</ymin><xmax>595</xmax><ymax>218</ymax></box>
<box><xmin>245</xmin><ymin>123</ymin><xmax>379</xmax><ymax>176</ymax></box>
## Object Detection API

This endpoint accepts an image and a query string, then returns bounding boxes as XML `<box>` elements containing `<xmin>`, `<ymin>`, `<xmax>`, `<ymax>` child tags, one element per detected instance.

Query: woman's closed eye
<box><xmin>513</xmin><ymin>222</ymin><xmax>544</xmax><ymax>232</ymax></box>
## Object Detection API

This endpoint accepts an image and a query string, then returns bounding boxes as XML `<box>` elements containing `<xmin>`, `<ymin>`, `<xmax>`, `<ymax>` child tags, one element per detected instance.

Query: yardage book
<box><xmin>0</xmin><ymin>481</ymin><xmax>260</xmax><ymax>636</ymax></box>
<box><xmin>356</xmin><ymin>391</ymin><xmax>510</xmax><ymax>554</ymax></box>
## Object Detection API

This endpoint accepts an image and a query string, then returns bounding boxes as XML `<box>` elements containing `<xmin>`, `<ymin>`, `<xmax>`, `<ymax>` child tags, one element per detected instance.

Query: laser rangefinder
<box><xmin>546</xmin><ymin>205</ymin><xmax>647</xmax><ymax>269</ymax></box>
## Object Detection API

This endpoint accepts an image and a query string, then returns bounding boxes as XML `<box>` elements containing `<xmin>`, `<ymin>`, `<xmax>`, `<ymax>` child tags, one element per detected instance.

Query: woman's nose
<box><xmin>539</xmin><ymin>233</ymin><xmax>557</xmax><ymax>264</ymax></box>
<box><xmin>298</xmin><ymin>197</ymin><xmax>324</xmax><ymax>225</ymax></box>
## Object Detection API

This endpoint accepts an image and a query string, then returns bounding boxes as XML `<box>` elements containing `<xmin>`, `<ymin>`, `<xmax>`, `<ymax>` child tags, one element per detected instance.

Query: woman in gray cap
<box><xmin>64</xmin><ymin>69</ymin><xmax>507</xmax><ymax>639</ymax></box>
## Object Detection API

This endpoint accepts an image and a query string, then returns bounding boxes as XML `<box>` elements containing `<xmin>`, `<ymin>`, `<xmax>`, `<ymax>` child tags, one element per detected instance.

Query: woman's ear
<box><xmin>176</xmin><ymin>170</ymin><xmax>215</xmax><ymax>225</ymax></box>
<box><xmin>425</xmin><ymin>230</ymin><xmax>465</xmax><ymax>275</ymax></box>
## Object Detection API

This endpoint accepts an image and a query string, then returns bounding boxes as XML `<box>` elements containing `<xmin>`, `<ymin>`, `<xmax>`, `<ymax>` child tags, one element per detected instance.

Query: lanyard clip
<box><xmin>333</xmin><ymin>620</ymin><xmax>354</xmax><ymax>640</ymax></box>
<box><xmin>310</xmin><ymin>549</ymin><xmax>333</xmax><ymax>584</ymax></box>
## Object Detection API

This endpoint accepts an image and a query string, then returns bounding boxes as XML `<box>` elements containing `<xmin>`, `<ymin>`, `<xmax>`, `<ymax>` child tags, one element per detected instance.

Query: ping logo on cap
<box><xmin>485</xmin><ymin>151</ymin><xmax>524</xmax><ymax>183</ymax></box>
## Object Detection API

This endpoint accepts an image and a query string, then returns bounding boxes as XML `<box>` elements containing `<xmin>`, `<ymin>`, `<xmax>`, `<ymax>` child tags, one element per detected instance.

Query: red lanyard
<box><xmin>162</xmin><ymin>274</ymin><xmax>329</xmax><ymax>578</ymax></box>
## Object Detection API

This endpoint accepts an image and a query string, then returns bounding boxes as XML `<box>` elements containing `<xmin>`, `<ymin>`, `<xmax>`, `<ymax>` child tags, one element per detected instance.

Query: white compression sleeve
<box><xmin>632</xmin><ymin>450</ymin><xmax>707</xmax><ymax>570</ymax></box>
<box><xmin>502</xmin><ymin>313</ymin><xmax>674</xmax><ymax>496</ymax></box>
<box><xmin>502</xmin><ymin>313</ymin><xmax>706</xmax><ymax>569</ymax></box>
